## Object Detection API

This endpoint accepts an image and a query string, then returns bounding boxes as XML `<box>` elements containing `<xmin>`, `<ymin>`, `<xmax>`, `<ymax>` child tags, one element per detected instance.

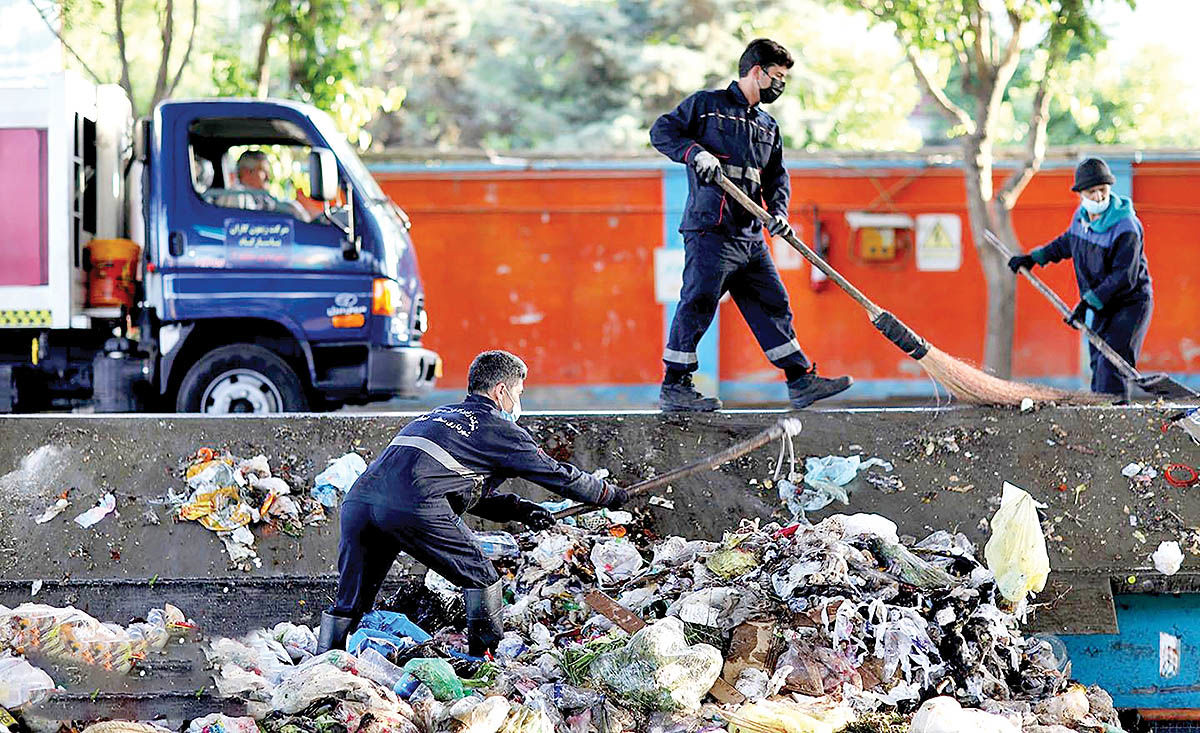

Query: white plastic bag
<box><xmin>1153</xmin><ymin>541</ymin><xmax>1184</xmax><ymax>576</ymax></box>
<box><xmin>0</xmin><ymin>656</ymin><xmax>56</xmax><ymax>708</ymax></box>
<box><xmin>590</xmin><ymin>539</ymin><xmax>643</xmax><ymax>585</ymax></box>
<box><xmin>984</xmin><ymin>482</ymin><xmax>1050</xmax><ymax>604</ymax></box>
<box><xmin>909</xmin><ymin>696</ymin><xmax>1019</xmax><ymax>733</ymax></box>
<box><xmin>312</xmin><ymin>452</ymin><xmax>367</xmax><ymax>507</ymax></box>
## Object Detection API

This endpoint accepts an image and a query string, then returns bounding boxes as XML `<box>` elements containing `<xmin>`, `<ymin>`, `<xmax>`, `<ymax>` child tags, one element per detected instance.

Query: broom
<box><xmin>715</xmin><ymin>174</ymin><xmax>1094</xmax><ymax>405</ymax></box>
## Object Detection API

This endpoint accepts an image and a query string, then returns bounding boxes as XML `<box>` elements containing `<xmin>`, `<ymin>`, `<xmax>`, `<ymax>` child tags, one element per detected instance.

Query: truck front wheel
<box><xmin>176</xmin><ymin>344</ymin><xmax>308</xmax><ymax>413</ymax></box>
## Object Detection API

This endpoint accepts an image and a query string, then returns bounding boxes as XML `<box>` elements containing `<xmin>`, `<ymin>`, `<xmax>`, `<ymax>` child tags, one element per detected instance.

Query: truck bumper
<box><xmin>367</xmin><ymin>345</ymin><xmax>440</xmax><ymax>398</ymax></box>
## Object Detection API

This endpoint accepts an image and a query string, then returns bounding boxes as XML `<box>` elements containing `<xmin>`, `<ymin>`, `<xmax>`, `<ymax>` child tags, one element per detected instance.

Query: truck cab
<box><xmin>0</xmin><ymin>74</ymin><xmax>440</xmax><ymax>413</ymax></box>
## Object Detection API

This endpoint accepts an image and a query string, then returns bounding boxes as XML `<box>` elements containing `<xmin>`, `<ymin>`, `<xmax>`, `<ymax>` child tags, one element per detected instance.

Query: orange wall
<box><xmin>378</xmin><ymin>171</ymin><xmax>664</xmax><ymax>388</ymax></box>
<box><xmin>376</xmin><ymin>160</ymin><xmax>1199</xmax><ymax>390</ymax></box>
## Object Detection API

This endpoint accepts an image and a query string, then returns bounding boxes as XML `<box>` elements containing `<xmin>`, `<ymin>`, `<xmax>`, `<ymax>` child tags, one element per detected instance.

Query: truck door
<box><xmin>156</xmin><ymin>103</ymin><xmax>374</xmax><ymax>328</ymax></box>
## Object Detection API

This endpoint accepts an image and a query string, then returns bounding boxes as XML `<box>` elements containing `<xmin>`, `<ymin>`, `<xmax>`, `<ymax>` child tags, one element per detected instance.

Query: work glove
<box><xmin>1007</xmin><ymin>254</ymin><xmax>1035</xmax><ymax>273</ymax></box>
<box><xmin>517</xmin><ymin>500</ymin><xmax>555</xmax><ymax>530</ymax></box>
<box><xmin>1065</xmin><ymin>299</ymin><xmax>1092</xmax><ymax>329</ymax></box>
<box><xmin>766</xmin><ymin>214</ymin><xmax>794</xmax><ymax>239</ymax></box>
<box><xmin>691</xmin><ymin>150</ymin><xmax>722</xmax><ymax>184</ymax></box>
<box><xmin>602</xmin><ymin>482</ymin><xmax>628</xmax><ymax>509</ymax></box>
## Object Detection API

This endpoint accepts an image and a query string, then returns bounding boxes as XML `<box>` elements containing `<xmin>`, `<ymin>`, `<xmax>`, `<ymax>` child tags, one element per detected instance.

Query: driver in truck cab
<box><xmin>213</xmin><ymin>149</ymin><xmax>310</xmax><ymax>221</ymax></box>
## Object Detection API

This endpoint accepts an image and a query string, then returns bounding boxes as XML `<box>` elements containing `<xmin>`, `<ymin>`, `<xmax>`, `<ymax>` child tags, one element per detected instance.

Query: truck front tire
<box><xmin>176</xmin><ymin>344</ymin><xmax>308</xmax><ymax>413</ymax></box>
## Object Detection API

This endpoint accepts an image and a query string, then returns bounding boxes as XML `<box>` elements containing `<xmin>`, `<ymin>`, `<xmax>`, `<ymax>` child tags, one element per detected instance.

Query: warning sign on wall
<box><xmin>915</xmin><ymin>214</ymin><xmax>963</xmax><ymax>272</ymax></box>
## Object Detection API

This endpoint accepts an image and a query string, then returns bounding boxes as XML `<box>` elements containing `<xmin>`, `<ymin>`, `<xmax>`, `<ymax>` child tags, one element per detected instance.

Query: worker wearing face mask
<box><xmin>1007</xmin><ymin>157</ymin><xmax>1153</xmax><ymax>395</ymax></box>
<box><xmin>650</xmin><ymin>38</ymin><xmax>852</xmax><ymax>412</ymax></box>
<box><xmin>318</xmin><ymin>350</ymin><xmax>626</xmax><ymax>655</ymax></box>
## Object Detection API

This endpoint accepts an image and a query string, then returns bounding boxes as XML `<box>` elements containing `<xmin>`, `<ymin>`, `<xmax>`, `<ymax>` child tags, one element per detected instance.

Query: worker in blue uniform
<box><xmin>318</xmin><ymin>350</ymin><xmax>626</xmax><ymax>655</ymax></box>
<box><xmin>650</xmin><ymin>38</ymin><xmax>852</xmax><ymax>411</ymax></box>
<box><xmin>1008</xmin><ymin>157</ymin><xmax>1153</xmax><ymax>396</ymax></box>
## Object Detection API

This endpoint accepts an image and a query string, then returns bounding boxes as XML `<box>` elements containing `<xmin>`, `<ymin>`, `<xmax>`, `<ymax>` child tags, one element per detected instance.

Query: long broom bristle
<box><xmin>918</xmin><ymin>345</ymin><xmax>1102</xmax><ymax>406</ymax></box>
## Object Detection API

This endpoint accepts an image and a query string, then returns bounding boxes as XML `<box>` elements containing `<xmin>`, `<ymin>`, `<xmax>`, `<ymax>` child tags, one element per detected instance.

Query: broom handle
<box><xmin>716</xmin><ymin>175</ymin><xmax>883</xmax><ymax>319</ymax></box>
<box><xmin>552</xmin><ymin>418</ymin><xmax>801</xmax><ymax>520</ymax></box>
<box><xmin>982</xmin><ymin>230</ymin><xmax>1143</xmax><ymax>382</ymax></box>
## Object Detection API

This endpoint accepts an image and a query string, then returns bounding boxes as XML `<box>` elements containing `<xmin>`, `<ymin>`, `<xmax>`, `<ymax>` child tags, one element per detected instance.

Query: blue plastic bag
<box><xmin>347</xmin><ymin>627</ymin><xmax>418</xmax><ymax>658</ymax></box>
<box><xmin>357</xmin><ymin>610</ymin><xmax>432</xmax><ymax>643</ymax></box>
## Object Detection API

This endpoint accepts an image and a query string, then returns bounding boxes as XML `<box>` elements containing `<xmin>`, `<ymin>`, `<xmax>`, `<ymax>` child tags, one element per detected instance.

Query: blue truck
<box><xmin>0</xmin><ymin>73</ymin><xmax>440</xmax><ymax>413</ymax></box>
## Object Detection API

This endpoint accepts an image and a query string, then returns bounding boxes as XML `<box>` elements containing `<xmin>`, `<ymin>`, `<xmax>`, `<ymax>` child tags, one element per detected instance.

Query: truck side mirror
<box><xmin>309</xmin><ymin>148</ymin><xmax>338</xmax><ymax>202</ymax></box>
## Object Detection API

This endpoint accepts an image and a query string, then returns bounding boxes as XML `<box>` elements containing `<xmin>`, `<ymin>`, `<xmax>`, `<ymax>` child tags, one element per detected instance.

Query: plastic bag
<box><xmin>448</xmin><ymin>696</ymin><xmax>511</xmax><ymax>733</ymax></box>
<box><xmin>909</xmin><ymin>696</ymin><xmax>1019</xmax><ymax>733</ymax></box>
<box><xmin>312</xmin><ymin>452</ymin><xmax>367</xmax><ymax>507</ymax></box>
<box><xmin>590</xmin><ymin>539</ymin><xmax>644</xmax><ymax>585</ymax></box>
<box><xmin>73</xmin><ymin>493</ymin><xmax>116</xmax><ymax>528</ymax></box>
<box><xmin>355</xmin><ymin>647</ymin><xmax>406</xmax><ymax>689</ymax></box>
<box><xmin>820</xmin><ymin>513</ymin><xmax>899</xmax><ymax>543</ymax></box>
<box><xmin>1153</xmin><ymin>541</ymin><xmax>1183</xmax><ymax>576</ymax></box>
<box><xmin>347</xmin><ymin>627</ymin><xmax>418</xmax><ymax>659</ymax></box>
<box><xmin>529</xmin><ymin>533</ymin><xmax>573</xmax><ymax>571</ymax></box>
<box><xmin>400</xmin><ymin>657</ymin><xmax>465</xmax><ymax>701</ymax></box>
<box><xmin>983</xmin><ymin>482</ymin><xmax>1050</xmax><ymax>604</ymax></box>
<box><xmin>0</xmin><ymin>603</ymin><xmax>149</xmax><ymax>674</ymax></box>
<box><xmin>726</xmin><ymin>698</ymin><xmax>854</xmax><ymax>733</ymax></box>
<box><xmin>271</xmin><ymin>662</ymin><xmax>375</xmax><ymax>714</ymax></box>
<box><xmin>358</xmin><ymin>610</ymin><xmax>432</xmax><ymax>643</ymax></box>
<box><xmin>185</xmin><ymin>714</ymin><xmax>259</xmax><ymax>733</ymax></box>
<box><xmin>589</xmin><ymin>617</ymin><xmax>722</xmax><ymax>711</ymax></box>
<box><xmin>0</xmin><ymin>656</ymin><xmax>56</xmax><ymax>708</ymax></box>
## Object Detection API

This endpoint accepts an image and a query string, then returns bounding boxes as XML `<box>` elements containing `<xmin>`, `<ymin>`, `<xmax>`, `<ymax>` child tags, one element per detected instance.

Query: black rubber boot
<box><xmin>464</xmin><ymin>579</ymin><xmax>504</xmax><ymax>657</ymax></box>
<box><xmin>659</xmin><ymin>374</ymin><xmax>722</xmax><ymax>412</ymax></box>
<box><xmin>787</xmin><ymin>369</ymin><xmax>853</xmax><ymax>408</ymax></box>
<box><xmin>316</xmin><ymin>611</ymin><xmax>357</xmax><ymax>654</ymax></box>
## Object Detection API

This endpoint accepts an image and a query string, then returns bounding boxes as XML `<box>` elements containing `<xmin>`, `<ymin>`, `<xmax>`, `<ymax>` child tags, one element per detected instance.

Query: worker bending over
<box><xmin>1008</xmin><ymin>157</ymin><xmax>1153</xmax><ymax>396</ymax></box>
<box><xmin>319</xmin><ymin>350</ymin><xmax>625</xmax><ymax>655</ymax></box>
<box><xmin>650</xmin><ymin>38</ymin><xmax>852</xmax><ymax>411</ymax></box>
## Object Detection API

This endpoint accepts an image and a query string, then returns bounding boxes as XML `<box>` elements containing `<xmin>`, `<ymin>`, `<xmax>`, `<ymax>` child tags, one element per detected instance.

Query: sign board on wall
<box><xmin>915</xmin><ymin>214</ymin><xmax>963</xmax><ymax>272</ymax></box>
<box><xmin>654</xmin><ymin>248</ymin><xmax>684</xmax><ymax>303</ymax></box>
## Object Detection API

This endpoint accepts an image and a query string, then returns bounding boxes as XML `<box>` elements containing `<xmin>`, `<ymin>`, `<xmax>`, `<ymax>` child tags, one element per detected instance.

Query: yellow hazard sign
<box><xmin>0</xmin><ymin>310</ymin><xmax>52</xmax><ymax>327</ymax></box>
<box><xmin>915</xmin><ymin>214</ymin><xmax>962</xmax><ymax>271</ymax></box>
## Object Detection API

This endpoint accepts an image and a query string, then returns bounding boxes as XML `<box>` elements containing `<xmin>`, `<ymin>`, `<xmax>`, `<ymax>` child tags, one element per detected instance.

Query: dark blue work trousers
<box><xmin>664</xmin><ymin>232</ymin><xmax>810</xmax><ymax>373</ymax></box>
<box><xmin>330</xmin><ymin>498</ymin><xmax>498</xmax><ymax>619</ymax></box>
<box><xmin>1090</xmin><ymin>298</ymin><xmax>1153</xmax><ymax>395</ymax></box>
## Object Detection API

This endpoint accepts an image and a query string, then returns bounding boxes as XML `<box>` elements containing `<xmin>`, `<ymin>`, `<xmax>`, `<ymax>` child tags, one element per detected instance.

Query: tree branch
<box><xmin>165</xmin><ymin>0</ymin><xmax>198</xmax><ymax>98</ymax></box>
<box><xmin>26</xmin><ymin>0</ymin><xmax>104</xmax><ymax>84</ymax></box>
<box><xmin>998</xmin><ymin>45</ymin><xmax>1062</xmax><ymax>207</ymax></box>
<box><xmin>114</xmin><ymin>0</ymin><xmax>137</xmax><ymax>112</ymax></box>
<box><xmin>152</xmin><ymin>0</ymin><xmax>175</xmax><ymax>108</ymax></box>
<box><xmin>254</xmin><ymin>15</ymin><xmax>276</xmax><ymax>97</ymax></box>
<box><xmin>904</xmin><ymin>47</ymin><xmax>975</xmax><ymax>133</ymax></box>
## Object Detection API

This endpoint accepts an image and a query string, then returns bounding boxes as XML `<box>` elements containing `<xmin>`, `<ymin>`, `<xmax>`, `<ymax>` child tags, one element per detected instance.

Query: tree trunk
<box><xmin>960</xmin><ymin>136</ymin><xmax>1015</xmax><ymax>378</ymax></box>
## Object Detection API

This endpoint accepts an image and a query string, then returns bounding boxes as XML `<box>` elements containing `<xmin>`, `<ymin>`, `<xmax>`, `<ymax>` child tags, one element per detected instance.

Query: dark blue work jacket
<box><xmin>345</xmin><ymin>394</ymin><xmax>613</xmax><ymax>521</ymax></box>
<box><xmin>650</xmin><ymin>81</ymin><xmax>791</xmax><ymax>241</ymax></box>
<box><xmin>1032</xmin><ymin>196</ymin><xmax>1153</xmax><ymax>310</ymax></box>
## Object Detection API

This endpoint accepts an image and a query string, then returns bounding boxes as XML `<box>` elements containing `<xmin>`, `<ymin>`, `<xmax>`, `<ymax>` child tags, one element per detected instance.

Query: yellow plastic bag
<box><xmin>726</xmin><ymin>699</ymin><xmax>853</xmax><ymax>733</ymax></box>
<box><xmin>984</xmin><ymin>482</ymin><xmax>1050</xmax><ymax>604</ymax></box>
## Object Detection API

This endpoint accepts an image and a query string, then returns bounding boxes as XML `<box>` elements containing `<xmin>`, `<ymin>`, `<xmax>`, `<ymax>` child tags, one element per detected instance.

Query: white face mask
<box><xmin>1080</xmin><ymin>193</ymin><xmax>1110</xmax><ymax>215</ymax></box>
<box><xmin>499</xmin><ymin>384</ymin><xmax>522</xmax><ymax>422</ymax></box>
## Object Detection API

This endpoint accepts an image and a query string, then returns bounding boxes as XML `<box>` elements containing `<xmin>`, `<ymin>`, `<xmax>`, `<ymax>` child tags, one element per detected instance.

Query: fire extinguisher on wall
<box><xmin>810</xmin><ymin>205</ymin><xmax>831</xmax><ymax>293</ymax></box>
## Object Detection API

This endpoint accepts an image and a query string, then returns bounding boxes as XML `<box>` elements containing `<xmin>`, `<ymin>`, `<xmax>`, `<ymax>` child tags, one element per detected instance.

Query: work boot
<box><xmin>659</xmin><ymin>373</ymin><xmax>722</xmax><ymax>412</ymax></box>
<box><xmin>464</xmin><ymin>579</ymin><xmax>504</xmax><ymax>657</ymax></box>
<box><xmin>787</xmin><ymin>367</ymin><xmax>853</xmax><ymax>409</ymax></box>
<box><xmin>316</xmin><ymin>611</ymin><xmax>357</xmax><ymax>654</ymax></box>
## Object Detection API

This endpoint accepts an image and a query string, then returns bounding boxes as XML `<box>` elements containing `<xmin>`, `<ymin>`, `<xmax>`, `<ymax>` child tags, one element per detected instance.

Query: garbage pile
<box><xmin>191</xmin><ymin>482</ymin><xmax>1118</xmax><ymax>732</ymax></box>
<box><xmin>168</xmin><ymin>448</ymin><xmax>365</xmax><ymax>570</ymax></box>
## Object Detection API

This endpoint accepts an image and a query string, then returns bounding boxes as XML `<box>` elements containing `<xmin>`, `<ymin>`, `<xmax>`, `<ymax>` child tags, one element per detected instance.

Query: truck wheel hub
<box><xmin>201</xmin><ymin>369</ymin><xmax>283</xmax><ymax>414</ymax></box>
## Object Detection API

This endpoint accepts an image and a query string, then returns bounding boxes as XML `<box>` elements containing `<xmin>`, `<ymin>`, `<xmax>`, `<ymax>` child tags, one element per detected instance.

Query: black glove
<box><xmin>766</xmin><ymin>214</ymin><xmax>793</xmax><ymax>239</ymax></box>
<box><xmin>691</xmin><ymin>150</ymin><xmax>721</xmax><ymax>184</ymax></box>
<box><xmin>1007</xmin><ymin>254</ymin><xmax>1035</xmax><ymax>273</ymax></box>
<box><xmin>517</xmin><ymin>501</ymin><xmax>555</xmax><ymax>530</ymax></box>
<box><xmin>1065</xmin><ymin>299</ymin><xmax>1091</xmax><ymax>329</ymax></box>
<box><xmin>602</xmin><ymin>482</ymin><xmax>628</xmax><ymax>509</ymax></box>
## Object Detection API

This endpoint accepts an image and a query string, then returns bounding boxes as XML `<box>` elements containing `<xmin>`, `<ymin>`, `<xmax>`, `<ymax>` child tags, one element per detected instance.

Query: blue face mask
<box><xmin>1080</xmin><ymin>194</ymin><xmax>1110</xmax><ymax>215</ymax></box>
<box><xmin>498</xmin><ymin>384</ymin><xmax>522</xmax><ymax>422</ymax></box>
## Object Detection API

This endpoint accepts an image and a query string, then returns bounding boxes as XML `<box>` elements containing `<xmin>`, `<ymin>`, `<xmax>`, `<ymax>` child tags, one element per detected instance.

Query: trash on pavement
<box><xmin>589</xmin><ymin>616</ymin><xmax>722</xmax><ymax>711</ymax></box>
<box><xmin>312</xmin><ymin>452</ymin><xmax>367</xmax><ymax>507</ymax></box>
<box><xmin>73</xmin><ymin>492</ymin><xmax>116</xmax><ymax>528</ymax></box>
<box><xmin>1153</xmin><ymin>540</ymin><xmax>1184</xmax><ymax>575</ymax></box>
<box><xmin>34</xmin><ymin>498</ymin><xmax>69</xmax><ymax>524</ymax></box>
